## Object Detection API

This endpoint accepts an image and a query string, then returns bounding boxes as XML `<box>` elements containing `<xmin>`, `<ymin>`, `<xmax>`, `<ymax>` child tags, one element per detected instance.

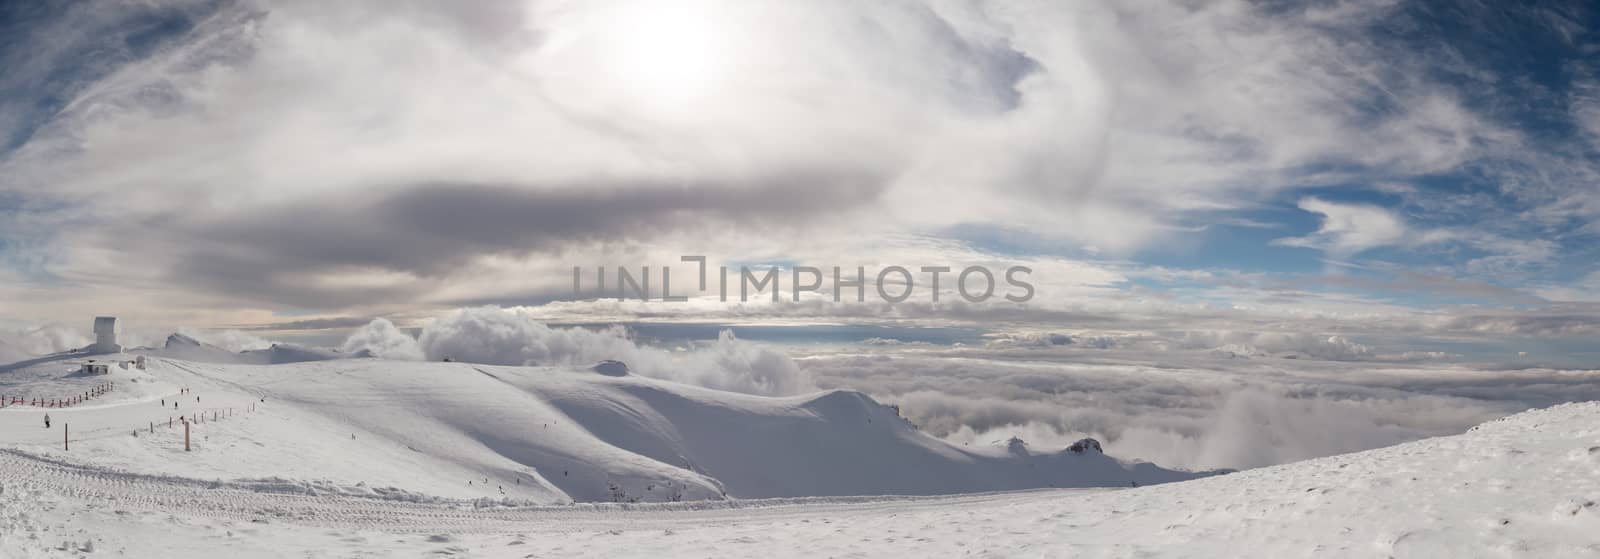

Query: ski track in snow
<box><xmin>0</xmin><ymin>446</ymin><xmax>1078</xmax><ymax>534</ymax></box>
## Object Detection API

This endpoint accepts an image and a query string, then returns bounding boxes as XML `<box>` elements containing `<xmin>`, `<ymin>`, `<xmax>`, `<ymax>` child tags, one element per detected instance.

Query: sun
<box><xmin>607</xmin><ymin>0</ymin><xmax>728</xmax><ymax>105</ymax></box>
<box><xmin>528</xmin><ymin>0</ymin><xmax>740</xmax><ymax>116</ymax></box>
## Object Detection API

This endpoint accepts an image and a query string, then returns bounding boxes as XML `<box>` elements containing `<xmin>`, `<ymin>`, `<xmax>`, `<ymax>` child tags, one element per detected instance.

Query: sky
<box><xmin>1</xmin><ymin>0</ymin><xmax>1598</xmax><ymax>470</ymax></box>
<box><xmin>3</xmin><ymin>0</ymin><xmax>1596</xmax><ymax>362</ymax></box>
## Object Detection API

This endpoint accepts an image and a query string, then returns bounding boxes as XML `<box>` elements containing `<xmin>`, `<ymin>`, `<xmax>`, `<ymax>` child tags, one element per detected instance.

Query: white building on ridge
<box><xmin>93</xmin><ymin>316</ymin><xmax>122</xmax><ymax>354</ymax></box>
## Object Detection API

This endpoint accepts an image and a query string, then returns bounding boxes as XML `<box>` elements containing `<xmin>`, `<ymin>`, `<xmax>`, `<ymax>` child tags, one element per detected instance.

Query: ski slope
<box><xmin>1</xmin><ymin>399</ymin><xmax>1596</xmax><ymax>556</ymax></box>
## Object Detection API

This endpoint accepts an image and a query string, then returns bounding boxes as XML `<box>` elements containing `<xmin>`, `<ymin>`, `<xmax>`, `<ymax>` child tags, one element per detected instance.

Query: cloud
<box><xmin>798</xmin><ymin>343</ymin><xmax>1600</xmax><ymax>470</ymax></box>
<box><xmin>1571</xmin><ymin>71</ymin><xmax>1600</xmax><ymax>152</ymax></box>
<box><xmin>1274</xmin><ymin>196</ymin><xmax>1564</xmax><ymax>278</ymax></box>
<box><xmin>414</xmin><ymin>308</ymin><xmax>629</xmax><ymax>367</ymax></box>
<box><xmin>1434</xmin><ymin>308</ymin><xmax>1600</xmax><ymax>338</ymax></box>
<box><xmin>341</xmin><ymin>307</ymin><xmax>813</xmax><ymax>396</ymax></box>
<box><xmin>1173</xmin><ymin>330</ymin><xmax>1376</xmax><ymax>361</ymax></box>
<box><xmin>0</xmin><ymin>323</ymin><xmax>90</xmax><ymax>358</ymax></box>
<box><xmin>3</xmin><ymin>0</ymin><xmax>1590</xmax><ymax>323</ymax></box>
<box><xmin>241</xmin><ymin>316</ymin><xmax>381</xmax><ymax>331</ymax></box>
<box><xmin>939</xmin><ymin>389</ymin><xmax>1426</xmax><ymax>470</ymax></box>
<box><xmin>1274</xmin><ymin>198</ymin><xmax>1409</xmax><ymax>256</ymax></box>
<box><xmin>339</xmin><ymin>318</ymin><xmax>423</xmax><ymax>361</ymax></box>
<box><xmin>1115</xmin><ymin>389</ymin><xmax>1425</xmax><ymax>469</ymax></box>
<box><xmin>135</xmin><ymin>175</ymin><xmax>886</xmax><ymax>309</ymax></box>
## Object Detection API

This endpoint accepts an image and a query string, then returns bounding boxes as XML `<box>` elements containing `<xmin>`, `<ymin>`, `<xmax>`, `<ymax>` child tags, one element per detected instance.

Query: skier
<box><xmin>174</xmin><ymin>402</ymin><xmax>178</xmax><ymax>410</ymax></box>
<box><xmin>43</xmin><ymin>413</ymin><xmax>50</xmax><ymax>428</ymax></box>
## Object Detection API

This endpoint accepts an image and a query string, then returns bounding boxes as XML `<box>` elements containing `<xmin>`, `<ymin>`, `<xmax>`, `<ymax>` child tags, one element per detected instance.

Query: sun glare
<box><xmin>608</xmin><ymin>1</ymin><xmax>727</xmax><ymax>105</ymax></box>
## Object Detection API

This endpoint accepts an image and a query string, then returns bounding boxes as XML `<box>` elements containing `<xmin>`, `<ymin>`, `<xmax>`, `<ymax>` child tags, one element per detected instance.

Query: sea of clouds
<box><xmin>793</xmin><ymin>347</ymin><xmax>1576</xmax><ymax>470</ymax></box>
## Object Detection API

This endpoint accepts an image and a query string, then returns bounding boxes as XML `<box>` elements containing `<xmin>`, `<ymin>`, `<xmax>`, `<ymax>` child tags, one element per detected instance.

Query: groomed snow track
<box><xmin>0</xmin><ymin>448</ymin><xmax>1083</xmax><ymax>535</ymax></box>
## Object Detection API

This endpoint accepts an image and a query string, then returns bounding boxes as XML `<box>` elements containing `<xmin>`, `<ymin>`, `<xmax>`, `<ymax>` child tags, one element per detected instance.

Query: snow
<box><xmin>138</xmin><ymin>333</ymin><xmax>354</xmax><ymax>365</ymax></box>
<box><xmin>2</xmin><ymin>351</ymin><xmax>1596</xmax><ymax>556</ymax></box>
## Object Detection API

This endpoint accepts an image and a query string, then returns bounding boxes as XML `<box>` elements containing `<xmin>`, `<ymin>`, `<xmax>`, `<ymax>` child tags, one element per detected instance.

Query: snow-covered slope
<box><xmin>135</xmin><ymin>333</ymin><xmax>354</xmax><ymax>365</ymax></box>
<box><xmin>0</xmin><ymin>356</ymin><xmax>1205</xmax><ymax>506</ymax></box>
<box><xmin>1</xmin><ymin>400</ymin><xmax>1595</xmax><ymax>557</ymax></box>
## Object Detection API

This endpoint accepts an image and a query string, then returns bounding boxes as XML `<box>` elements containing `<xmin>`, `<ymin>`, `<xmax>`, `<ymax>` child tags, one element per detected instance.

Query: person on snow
<box><xmin>43</xmin><ymin>413</ymin><xmax>50</xmax><ymax>428</ymax></box>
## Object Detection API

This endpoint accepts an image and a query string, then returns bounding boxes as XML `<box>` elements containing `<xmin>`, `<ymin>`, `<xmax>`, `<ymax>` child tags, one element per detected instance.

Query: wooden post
<box><xmin>64</xmin><ymin>423</ymin><xmax>68</xmax><ymax>451</ymax></box>
<box><xmin>184</xmin><ymin>420</ymin><xmax>191</xmax><ymax>451</ymax></box>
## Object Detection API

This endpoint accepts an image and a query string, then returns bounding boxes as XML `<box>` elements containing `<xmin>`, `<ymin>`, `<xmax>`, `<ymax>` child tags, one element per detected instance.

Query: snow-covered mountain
<box><xmin>0</xmin><ymin>355</ymin><xmax>1209</xmax><ymax>506</ymax></box>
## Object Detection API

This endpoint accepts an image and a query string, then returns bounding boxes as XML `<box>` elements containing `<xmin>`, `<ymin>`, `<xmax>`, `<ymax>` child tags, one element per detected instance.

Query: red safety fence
<box><xmin>0</xmin><ymin>382</ymin><xmax>115</xmax><ymax>408</ymax></box>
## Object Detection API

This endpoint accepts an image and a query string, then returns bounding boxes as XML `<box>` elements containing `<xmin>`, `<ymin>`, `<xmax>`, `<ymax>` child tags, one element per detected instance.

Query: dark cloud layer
<box><xmin>144</xmin><ymin>173</ymin><xmax>885</xmax><ymax>307</ymax></box>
